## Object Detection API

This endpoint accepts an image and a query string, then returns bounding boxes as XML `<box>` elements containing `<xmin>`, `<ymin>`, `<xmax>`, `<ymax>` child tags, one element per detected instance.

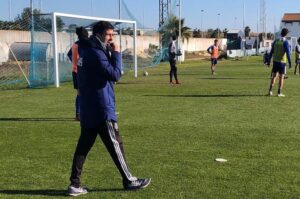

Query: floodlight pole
<box><xmin>119</xmin><ymin>0</ymin><xmax>121</xmax><ymax>19</ymax></box>
<box><xmin>90</xmin><ymin>0</ymin><xmax>93</xmax><ymax>16</ymax></box>
<box><xmin>201</xmin><ymin>10</ymin><xmax>204</xmax><ymax>38</ymax></box>
<box><xmin>178</xmin><ymin>0</ymin><xmax>182</xmax><ymax>64</ymax></box>
<box><xmin>40</xmin><ymin>0</ymin><xmax>43</xmax><ymax>11</ymax></box>
<box><xmin>217</xmin><ymin>13</ymin><xmax>220</xmax><ymax>38</ymax></box>
<box><xmin>256</xmin><ymin>7</ymin><xmax>259</xmax><ymax>55</ymax></box>
<box><xmin>234</xmin><ymin>17</ymin><xmax>237</xmax><ymax>29</ymax></box>
<box><xmin>133</xmin><ymin>22</ymin><xmax>137</xmax><ymax>78</ymax></box>
<box><xmin>8</xmin><ymin>0</ymin><xmax>11</xmax><ymax>21</ymax></box>
<box><xmin>243</xmin><ymin>0</ymin><xmax>246</xmax><ymax>56</ymax></box>
<box><xmin>118</xmin><ymin>0</ymin><xmax>123</xmax><ymax>75</ymax></box>
<box><xmin>29</xmin><ymin>0</ymin><xmax>34</xmax><ymax>87</ymax></box>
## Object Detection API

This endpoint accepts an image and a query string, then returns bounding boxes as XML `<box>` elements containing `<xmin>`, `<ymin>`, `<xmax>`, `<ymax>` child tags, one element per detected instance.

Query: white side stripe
<box><xmin>106</xmin><ymin>121</ymin><xmax>136</xmax><ymax>181</ymax></box>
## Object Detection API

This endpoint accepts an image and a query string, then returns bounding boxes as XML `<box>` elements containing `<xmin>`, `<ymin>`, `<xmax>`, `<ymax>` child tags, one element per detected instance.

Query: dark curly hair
<box><xmin>92</xmin><ymin>21</ymin><xmax>114</xmax><ymax>36</ymax></box>
<box><xmin>281</xmin><ymin>28</ymin><xmax>289</xmax><ymax>37</ymax></box>
<box><xmin>75</xmin><ymin>27</ymin><xmax>88</xmax><ymax>39</ymax></box>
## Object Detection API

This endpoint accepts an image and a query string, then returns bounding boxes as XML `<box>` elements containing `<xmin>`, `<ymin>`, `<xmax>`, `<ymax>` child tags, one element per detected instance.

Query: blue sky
<box><xmin>0</xmin><ymin>0</ymin><xmax>299</xmax><ymax>32</ymax></box>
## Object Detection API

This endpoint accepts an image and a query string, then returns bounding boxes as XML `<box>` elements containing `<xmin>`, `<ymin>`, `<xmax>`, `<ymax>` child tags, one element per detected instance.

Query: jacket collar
<box><xmin>89</xmin><ymin>35</ymin><xmax>107</xmax><ymax>51</ymax></box>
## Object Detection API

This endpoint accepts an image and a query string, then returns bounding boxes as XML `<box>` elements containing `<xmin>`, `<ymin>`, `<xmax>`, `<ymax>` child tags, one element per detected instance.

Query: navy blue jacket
<box><xmin>77</xmin><ymin>36</ymin><xmax>122</xmax><ymax>128</ymax></box>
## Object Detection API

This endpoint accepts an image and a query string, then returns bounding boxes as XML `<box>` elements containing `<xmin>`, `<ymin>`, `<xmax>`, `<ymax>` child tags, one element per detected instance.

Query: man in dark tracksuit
<box><xmin>67</xmin><ymin>21</ymin><xmax>151</xmax><ymax>197</ymax></box>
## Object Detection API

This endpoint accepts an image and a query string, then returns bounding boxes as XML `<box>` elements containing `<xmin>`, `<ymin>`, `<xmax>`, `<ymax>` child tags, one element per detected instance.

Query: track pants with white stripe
<box><xmin>70</xmin><ymin>120</ymin><xmax>136</xmax><ymax>187</ymax></box>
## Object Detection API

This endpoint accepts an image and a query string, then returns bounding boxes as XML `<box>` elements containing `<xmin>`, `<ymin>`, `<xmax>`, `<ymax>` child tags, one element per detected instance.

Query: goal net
<box><xmin>30</xmin><ymin>12</ymin><xmax>137</xmax><ymax>88</ymax></box>
<box><xmin>0</xmin><ymin>17</ymin><xmax>32</xmax><ymax>90</ymax></box>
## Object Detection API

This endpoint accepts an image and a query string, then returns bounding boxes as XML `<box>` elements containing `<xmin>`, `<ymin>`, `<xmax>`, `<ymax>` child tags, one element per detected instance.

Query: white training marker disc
<box><xmin>215</xmin><ymin>158</ymin><xmax>227</xmax><ymax>163</ymax></box>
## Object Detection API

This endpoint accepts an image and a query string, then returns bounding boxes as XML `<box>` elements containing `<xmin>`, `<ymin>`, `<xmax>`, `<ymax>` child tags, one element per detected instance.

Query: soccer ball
<box><xmin>143</xmin><ymin>71</ymin><xmax>149</xmax><ymax>76</ymax></box>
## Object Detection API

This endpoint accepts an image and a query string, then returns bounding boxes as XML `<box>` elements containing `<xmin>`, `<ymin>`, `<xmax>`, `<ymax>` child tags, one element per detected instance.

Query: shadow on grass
<box><xmin>0</xmin><ymin>118</ymin><xmax>76</xmax><ymax>122</ymax></box>
<box><xmin>0</xmin><ymin>189</ymin><xmax>66</xmax><ymax>197</ymax></box>
<box><xmin>198</xmin><ymin>77</ymin><xmax>268</xmax><ymax>80</ymax></box>
<box><xmin>144</xmin><ymin>94</ymin><xmax>266</xmax><ymax>98</ymax></box>
<box><xmin>0</xmin><ymin>188</ymin><xmax>124</xmax><ymax>197</ymax></box>
<box><xmin>150</xmin><ymin>73</ymin><xmax>202</xmax><ymax>76</ymax></box>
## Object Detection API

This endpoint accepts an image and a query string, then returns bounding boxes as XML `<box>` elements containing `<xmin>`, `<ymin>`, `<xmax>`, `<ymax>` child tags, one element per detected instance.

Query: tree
<box><xmin>206</xmin><ymin>29</ymin><xmax>214</xmax><ymax>38</ymax></box>
<box><xmin>121</xmin><ymin>27</ymin><xmax>133</xmax><ymax>35</ymax></box>
<box><xmin>0</xmin><ymin>20</ymin><xmax>22</xmax><ymax>30</ymax></box>
<box><xmin>211</xmin><ymin>29</ymin><xmax>221</xmax><ymax>38</ymax></box>
<box><xmin>14</xmin><ymin>7</ymin><xmax>64</xmax><ymax>32</ymax></box>
<box><xmin>192</xmin><ymin>28</ymin><xmax>201</xmax><ymax>38</ymax></box>
<box><xmin>159</xmin><ymin>15</ymin><xmax>192</xmax><ymax>48</ymax></box>
<box><xmin>244</xmin><ymin>26</ymin><xmax>251</xmax><ymax>37</ymax></box>
<box><xmin>223</xmin><ymin>28</ymin><xmax>229</xmax><ymax>38</ymax></box>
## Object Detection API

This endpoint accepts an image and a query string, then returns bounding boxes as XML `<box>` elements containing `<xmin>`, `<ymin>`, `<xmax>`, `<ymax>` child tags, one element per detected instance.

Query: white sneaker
<box><xmin>67</xmin><ymin>185</ymin><xmax>88</xmax><ymax>197</ymax></box>
<box><xmin>268</xmin><ymin>91</ymin><xmax>273</xmax><ymax>96</ymax></box>
<box><xmin>277</xmin><ymin>93</ymin><xmax>285</xmax><ymax>97</ymax></box>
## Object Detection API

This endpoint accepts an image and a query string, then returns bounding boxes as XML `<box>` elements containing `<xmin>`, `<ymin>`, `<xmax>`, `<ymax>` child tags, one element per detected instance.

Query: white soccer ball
<box><xmin>143</xmin><ymin>71</ymin><xmax>149</xmax><ymax>76</ymax></box>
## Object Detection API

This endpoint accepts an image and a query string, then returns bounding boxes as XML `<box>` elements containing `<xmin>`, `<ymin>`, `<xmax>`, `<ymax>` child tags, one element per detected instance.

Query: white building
<box><xmin>280</xmin><ymin>13</ymin><xmax>300</xmax><ymax>38</ymax></box>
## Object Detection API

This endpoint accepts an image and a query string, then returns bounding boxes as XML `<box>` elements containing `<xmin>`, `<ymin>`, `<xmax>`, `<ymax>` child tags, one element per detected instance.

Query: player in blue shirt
<box><xmin>266</xmin><ymin>28</ymin><xmax>292</xmax><ymax>97</ymax></box>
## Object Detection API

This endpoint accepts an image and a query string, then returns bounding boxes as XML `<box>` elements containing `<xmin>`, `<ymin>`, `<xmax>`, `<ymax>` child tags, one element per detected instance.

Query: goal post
<box><xmin>51</xmin><ymin>12</ymin><xmax>137</xmax><ymax>87</ymax></box>
<box><xmin>29</xmin><ymin>12</ymin><xmax>137</xmax><ymax>88</ymax></box>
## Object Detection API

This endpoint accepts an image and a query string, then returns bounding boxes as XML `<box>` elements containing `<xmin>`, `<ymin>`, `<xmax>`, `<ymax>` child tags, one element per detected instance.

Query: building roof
<box><xmin>227</xmin><ymin>29</ymin><xmax>242</xmax><ymax>34</ymax></box>
<box><xmin>249</xmin><ymin>32</ymin><xmax>259</xmax><ymax>37</ymax></box>
<box><xmin>282</xmin><ymin>13</ymin><xmax>300</xmax><ymax>22</ymax></box>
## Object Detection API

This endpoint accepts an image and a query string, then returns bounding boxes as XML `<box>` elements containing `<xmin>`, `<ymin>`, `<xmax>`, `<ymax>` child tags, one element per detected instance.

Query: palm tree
<box><xmin>159</xmin><ymin>15</ymin><xmax>192</xmax><ymax>48</ymax></box>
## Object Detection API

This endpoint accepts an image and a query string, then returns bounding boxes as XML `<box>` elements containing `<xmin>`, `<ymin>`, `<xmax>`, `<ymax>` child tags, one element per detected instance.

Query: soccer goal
<box><xmin>30</xmin><ymin>12</ymin><xmax>137</xmax><ymax>88</ymax></box>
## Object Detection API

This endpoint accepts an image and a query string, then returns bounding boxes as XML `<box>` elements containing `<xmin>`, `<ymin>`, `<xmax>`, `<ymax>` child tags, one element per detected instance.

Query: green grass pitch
<box><xmin>1</xmin><ymin>56</ymin><xmax>300</xmax><ymax>198</ymax></box>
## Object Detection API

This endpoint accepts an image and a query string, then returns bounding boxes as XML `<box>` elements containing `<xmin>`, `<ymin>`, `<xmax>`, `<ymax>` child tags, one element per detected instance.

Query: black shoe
<box><xmin>123</xmin><ymin>178</ymin><xmax>151</xmax><ymax>190</ymax></box>
<box><xmin>75</xmin><ymin>113</ymin><xmax>80</xmax><ymax>121</ymax></box>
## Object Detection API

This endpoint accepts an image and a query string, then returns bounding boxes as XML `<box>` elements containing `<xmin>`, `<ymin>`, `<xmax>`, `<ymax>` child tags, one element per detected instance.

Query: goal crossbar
<box><xmin>52</xmin><ymin>12</ymin><xmax>137</xmax><ymax>87</ymax></box>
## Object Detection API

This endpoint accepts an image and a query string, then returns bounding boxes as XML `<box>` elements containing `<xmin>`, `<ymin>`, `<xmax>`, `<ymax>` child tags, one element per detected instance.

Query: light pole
<box><xmin>119</xmin><ymin>0</ymin><xmax>123</xmax><ymax>73</ymax></box>
<box><xmin>8</xmin><ymin>0</ymin><xmax>11</xmax><ymax>21</ymax></box>
<box><xmin>243</xmin><ymin>0</ymin><xmax>246</xmax><ymax>56</ymax></box>
<box><xmin>178</xmin><ymin>0</ymin><xmax>182</xmax><ymax>63</ymax></box>
<box><xmin>201</xmin><ymin>9</ymin><xmax>204</xmax><ymax>38</ymax></box>
<box><xmin>30</xmin><ymin>0</ymin><xmax>34</xmax><ymax>86</ymax></box>
<box><xmin>256</xmin><ymin>7</ymin><xmax>259</xmax><ymax>55</ymax></box>
<box><xmin>234</xmin><ymin>17</ymin><xmax>237</xmax><ymax>29</ymax></box>
<box><xmin>90</xmin><ymin>0</ymin><xmax>93</xmax><ymax>16</ymax></box>
<box><xmin>39</xmin><ymin>0</ymin><xmax>42</xmax><ymax>11</ymax></box>
<box><xmin>217</xmin><ymin>13</ymin><xmax>220</xmax><ymax>38</ymax></box>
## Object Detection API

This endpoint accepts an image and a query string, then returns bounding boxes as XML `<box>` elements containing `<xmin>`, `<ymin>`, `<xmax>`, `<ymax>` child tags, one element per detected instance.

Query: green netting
<box><xmin>0</xmin><ymin>3</ymin><xmax>55</xmax><ymax>90</ymax></box>
<box><xmin>120</xmin><ymin>0</ymin><xmax>182</xmax><ymax>68</ymax></box>
<box><xmin>30</xmin><ymin>14</ymin><xmax>137</xmax><ymax>87</ymax></box>
<box><xmin>0</xmin><ymin>18</ymin><xmax>31</xmax><ymax>90</ymax></box>
<box><xmin>30</xmin><ymin>13</ymin><xmax>54</xmax><ymax>87</ymax></box>
<box><xmin>0</xmin><ymin>0</ymin><xmax>183</xmax><ymax>90</ymax></box>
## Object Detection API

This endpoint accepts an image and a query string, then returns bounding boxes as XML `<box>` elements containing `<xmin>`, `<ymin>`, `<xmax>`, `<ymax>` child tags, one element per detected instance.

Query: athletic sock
<box><xmin>269</xmin><ymin>85</ymin><xmax>273</xmax><ymax>92</ymax></box>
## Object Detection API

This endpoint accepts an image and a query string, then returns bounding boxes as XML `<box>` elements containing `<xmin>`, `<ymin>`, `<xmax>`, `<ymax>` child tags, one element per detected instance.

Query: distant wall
<box><xmin>0</xmin><ymin>30</ymin><xmax>226</xmax><ymax>62</ymax></box>
<box><xmin>280</xmin><ymin>22</ymin><xmax>300</xmax><ymax>38</ymax></box>
<box><xmin>183</xmin><ymin>38</ymin><xmax>222</xmax><ymax>52</ymax></box>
